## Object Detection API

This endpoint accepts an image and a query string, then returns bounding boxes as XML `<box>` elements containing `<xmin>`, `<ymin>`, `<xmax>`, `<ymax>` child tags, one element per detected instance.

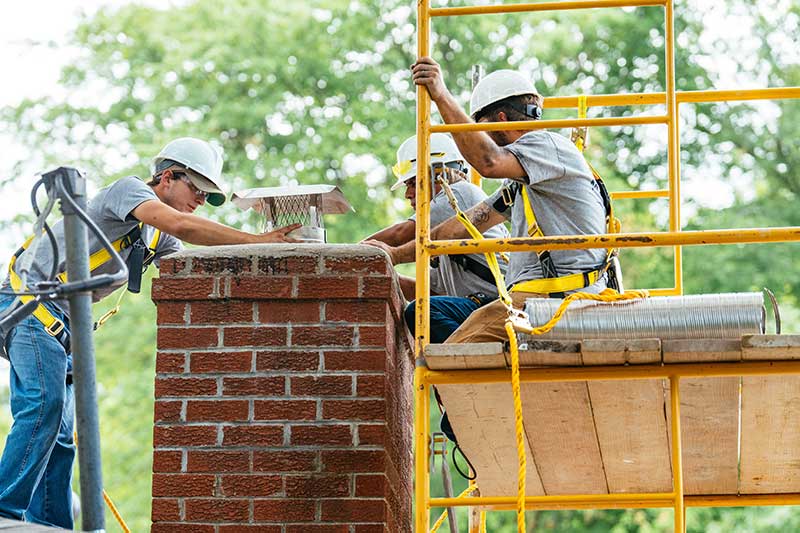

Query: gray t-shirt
<box><xmin>9</xmin><ymin>176</ymin><xmax>182</xmax><ymax>314</ymax></box>
<box><xmin>410</xmin><ymin>180</ymin><xmax>509</xmax><ymax>297</ymax></box>
<box><xmin>485</xmin><ymin>131</ymin><xmax>607</xmax><ymax>291</ymax></box>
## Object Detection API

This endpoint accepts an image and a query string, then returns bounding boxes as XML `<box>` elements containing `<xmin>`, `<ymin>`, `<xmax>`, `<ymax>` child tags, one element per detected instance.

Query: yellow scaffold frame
<box><xmin>412</xmin><ymin>1</ymin><xmax>800</xmax><ymax>532</ymax></box>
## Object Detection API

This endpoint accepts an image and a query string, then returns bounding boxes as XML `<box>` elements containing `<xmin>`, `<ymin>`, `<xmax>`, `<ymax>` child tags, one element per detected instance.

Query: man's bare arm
<box><xmin>362</xmin><ymin>220</ymin><xmax>416</xmax><ymax>247</ymax></box>
<box><xmin>411</xmin><ymin>57</ymin><xmax>526</xmax><ymax>180</ymax></box>
<box><xmin>363</xmin><ymin>201</ymin><xmax>506</xmax><ymax>265</ymax></box>
<box><xmin>132</xmin><ymin>200</ymin><xmax>300</xmax><ymax>245</ymax></box>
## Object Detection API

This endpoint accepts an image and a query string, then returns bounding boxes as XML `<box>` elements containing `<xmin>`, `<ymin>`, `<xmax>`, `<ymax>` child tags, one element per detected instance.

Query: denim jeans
<box><xmin>404</xmin><ymin>296</ymin><xmax>480</xmax><ymax>344</ymax></box>
<box><xmin>0</xmin><ymin>294</ymin><xmax>75</xmax><ymax>529</ymax></box>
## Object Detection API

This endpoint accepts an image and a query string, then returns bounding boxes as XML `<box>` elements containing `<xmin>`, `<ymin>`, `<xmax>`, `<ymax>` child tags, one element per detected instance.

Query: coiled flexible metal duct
<box><xmin>521</xmin><ymin>292</ymin><xmax>765</xmax><ymax>342</ymax></box>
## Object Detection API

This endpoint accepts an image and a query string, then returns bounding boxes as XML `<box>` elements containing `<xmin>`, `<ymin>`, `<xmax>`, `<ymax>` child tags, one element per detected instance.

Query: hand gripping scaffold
<box><xmin>412</xmin><ymin>1</ymin><xmax>800</xmax><ymax>533</ymax></box>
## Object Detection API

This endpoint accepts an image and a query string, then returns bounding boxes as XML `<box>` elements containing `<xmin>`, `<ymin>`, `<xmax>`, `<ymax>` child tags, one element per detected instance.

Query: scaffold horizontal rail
<box><xmin>426</xmin><ymin>226</ymin><xmax>800</xmax><ymax>256</ymax></box>
<box><xmin>429</xmin><ymin>0</ymin><xmax>667</xmax><ymax>17</ymax></box>
<box><xmin>424</xmin><ymin>359</ymin><xmax>800</xmax><ymax>386</ymax></box>
<box><xmin>545</xmin><ymin>87</ymin><xmax>800</xmax><ymax>109</ymax></box>
<box><xmin>611</xmin><ymin>189</ymin><xmax>670</xmax><ymax>200</ymax></box>
<box><xmin>430</xmin><ymin>114</ymin><xmax>668</xmax><ymax>133</ymax></box>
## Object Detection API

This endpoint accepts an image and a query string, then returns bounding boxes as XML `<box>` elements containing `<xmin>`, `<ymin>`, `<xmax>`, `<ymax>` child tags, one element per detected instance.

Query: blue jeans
<box><xmin>0</xmin><ymin>295</ymin><xmax>74</xmax><ymax>529</ymax></box>
<box><xmin>404</xmin><ymin>296</ymin><xmax>480</xmax><ymax>344</ymax></box>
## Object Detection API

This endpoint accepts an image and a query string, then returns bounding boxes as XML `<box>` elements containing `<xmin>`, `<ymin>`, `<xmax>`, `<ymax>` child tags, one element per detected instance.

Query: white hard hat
<box><xmin>153</xmin><ymin>137</ymin><xmax>226</xmax><ymax>206</ymax></box>
<box><xmin>390</xmin><ymin>133</ymin><xmax>465</xmax><ymax>191</ymax></box>
<box><xmin>469</xmin><ymin>69</ymin><xmax>540</xmax><ymax>120</ymax></box>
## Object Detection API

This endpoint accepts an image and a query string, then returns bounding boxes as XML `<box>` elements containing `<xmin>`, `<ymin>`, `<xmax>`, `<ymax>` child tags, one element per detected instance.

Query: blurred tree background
<box><xmin>0</xmin><ymin>0</ymin><xmax>798</xmax><ymax>530</ymax></box>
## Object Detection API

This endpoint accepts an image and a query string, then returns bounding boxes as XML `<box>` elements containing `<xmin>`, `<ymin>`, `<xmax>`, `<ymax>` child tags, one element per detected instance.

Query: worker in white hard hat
<box><xmin>0</xmin><ymin>137</ymin><xmax>300</xmax><ymax>528</ymax></box>
<box><xmin>363</xmin><ymin>133</ymin><xmax>509</xmax><ymax>342</ymax></box>
<box><xmin>366</xmin><ymin>58</ymin><xmax>609</xmax><ymax>344</ymax></box>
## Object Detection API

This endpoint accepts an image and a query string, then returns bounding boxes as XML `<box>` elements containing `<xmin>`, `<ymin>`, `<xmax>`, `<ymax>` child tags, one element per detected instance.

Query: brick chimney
<box><xmin>150</xmin><ymin>244</ymin><xmax>413</xmax><ymax>533</ymax></box>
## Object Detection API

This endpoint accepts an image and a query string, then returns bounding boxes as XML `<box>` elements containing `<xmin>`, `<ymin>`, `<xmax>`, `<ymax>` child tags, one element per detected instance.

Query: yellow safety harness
<box><xmin>7</xmin><ymin>223</ymin><xmax>161</xmax><ymax>341</ymax></box>
<box><xmin>431</xmin><ymin>96</ymin><xmax>646</xmax><ymax>533</ymax></box>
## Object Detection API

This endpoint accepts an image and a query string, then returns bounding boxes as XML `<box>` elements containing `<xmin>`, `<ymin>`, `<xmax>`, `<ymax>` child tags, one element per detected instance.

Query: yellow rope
<box><xmin>73</xmin><ymin>432</ymin><xmax>131</xmax><ymax>532</ymax></box>
<box><xmin>429</xmin><ymin>486</ymin><xmax>474</xmax><ymax>533</ymax></box>
<box><xmin>504</xmin><ymin>319</ymin><xmax>527</xmax><ymax>533</ymax></box>
<box><xmin>513</xmin><ymin>288</ymin><xmax>649</xmax><ymax>337</ymax></box>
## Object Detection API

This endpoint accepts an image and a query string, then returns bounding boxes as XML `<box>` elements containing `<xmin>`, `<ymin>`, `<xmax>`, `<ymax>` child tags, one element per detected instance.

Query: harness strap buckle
<box><xmin>45</xmin><ymin>319</ymin><xmax>65</xmax><ymax>337</ymax></box>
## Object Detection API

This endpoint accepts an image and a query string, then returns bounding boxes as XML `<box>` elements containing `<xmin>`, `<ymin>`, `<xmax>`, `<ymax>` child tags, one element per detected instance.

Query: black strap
<box><xmin>450</xmin><ymin>254</ymin><xmax>497</xmax><ymax>285</ymax></box>
<box><xmin>124</xmin><ymin>225</ymin><xmax>145</xmax><ymax>294</ymax></box>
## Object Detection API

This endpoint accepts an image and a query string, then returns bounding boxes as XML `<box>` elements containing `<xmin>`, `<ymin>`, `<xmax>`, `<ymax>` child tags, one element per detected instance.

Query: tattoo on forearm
<box><xmin>469</xmin><ymin>203</ymin><xmax>491</xmax><ymax>226</ymax></box>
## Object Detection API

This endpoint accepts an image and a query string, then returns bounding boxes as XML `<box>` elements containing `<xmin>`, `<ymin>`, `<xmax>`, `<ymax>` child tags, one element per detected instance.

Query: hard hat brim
<box><xmin>186</xmin><ymin>173</ymin><xmax>226</xmax><ymax>207</ymax></box>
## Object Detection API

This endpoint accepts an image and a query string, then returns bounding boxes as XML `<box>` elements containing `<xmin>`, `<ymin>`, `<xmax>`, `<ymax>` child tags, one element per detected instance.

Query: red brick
<box><xmin>253</xmin><ymin>400</ymin><xmax>316</xmax><ymax>421</ymax></box>
<box><xmin>158</xmin><ymin>257</ymin><xmax>187</xmax><ymax>275</ymax></box>
<box><xmin>285</xmin><ymin>475</ymin><xmax>350</xmax><ymax>498</ymax></box>
<box><xmin>356</xmin><ymin>375</ymin><xmax>385</xmax><ymax>397</ymax></box>
<box><xmin>220</xmin><ymin>527</ymin><xmax>281</xmax><ymax>533</ymax></box>
<box><xmin>361</xmin><ymin>277</ymin><xmax>392</xmax><ymax>298</ymax></box>
<box><xmin>152</xmin><ymin>473</ymin><xmax>214</xmax><ymax>497</ymax></box>
<box><xmin>152</xmin><ymin>277</ymin><xmax>216</xmax><ymax>301</ymax></box>
<box><xmin>253</xmin><ymin>499</ymin><xmax>315</xmax><ymax>522</ymax></box>
<box><xmin>191</xmin><ymin>256</ymin><xmax>252</xmax><ymax>275</ymax></box>
<box><xmin>153</xmin><ymin>450</ymin><xmax>182</xmax><ymax>473</ymax></box>
<box><xmin>223</xmin><ymin>376</ymin><xmax>285</xmax><ymax>396</ymax></box>
<box><xmin>293</xmin><ymin>326</ymin><xmax>354</xmax><ymax>347</ymax></box>
<box><xmin>287</xmin><ymin>526</ymin><xmax>349</xmax><ymax>533</ymax></box>
<box><xmin>228</xmin><ymin>277</ymin><xmax>293</xmax><ymax>299</ymax></box>
<box><xmin>258</xmin><ymin>255</ymin><xmax>318</xmax><ymax>275</ymax></box>
<box><xmin>324</xmin><ymin>255</ymin><xmax>388</xmax><ymax>274</ymax></box>
<box><xmin>291</xmin><ymin>425</ymin><xmax>353</xmax><ymax>446</ymax></box>
<box><xmin>151</xmin><ymin>498</ymin><xmax>180</xmax><ymax>521</ymax></box>
<box><xmin>223</xmin><ymin>326</ymin><xmax>287</xmax><ymax>347</ymax></box>
<box><xmin>157</xmin><ymin>327</ymin><xmax>218</xmax><ymax>349</ymax></box>
<box><xmin>297</xmin><ymin>276</ymin><xmax>359</xmax><ymax>298</ymax></box>
<box><xmin>186</xmin><ymin>400</ymin><xmax>249</xmax><ymax>422</ymax></box>
<box><xmin>324</xmin><ymin>400</ymin><xmax>384</xmax><ymax>421</ymax></box>
<box><xmin>190</xmin><ymin>351</ymin><xmax>252</xmax><ymax>373</ymax></box>
<box><xmin>353</xmin><ymin>526</ymin><xmax>387</xmax><ymax>533</ymax></box>
<box><xmin>220</xmin><ymin>474</ymin><xmax>282</xmax><ymax>496</ymax></box>
<box><xmin>157</xmin><ymin>302</ymin><xmax>187</xmax><ymax>324</ymax></box>
<box><xmin>357</xmin><ymin>424</ymin><xmax>385</xmax><ymax>446</ymax></box>
<box><xmin>187</xmin><ymin>450</ymin><xmax>250</xmax><ymax>473</ymax></box>
<box><xmin>152</xmin><ymin>524</ymin><xmax>214</xmax><ymax>533</ymax></box>
<box><xmin>258</xmin><ymin>301</ymin><xmax>320</xmax><ymax>323</ymax></box>
<box><xmin>223</xmin><ymin>425</ymin><xmax>283</xmax><ymax>446</ymax></box>
<box><xmin>154</xmin><ymin>400</ymin><xmax>182</xmax><ymax>423</ymax></box>
<box><xmin>326</xmin><ymin>301</ymin><xmax>387</xmax><ymax>323</ymax></box>
<box><xmin>358</xmin><ymin>326</ymin><xmax>388</xmax><ymax>347</ymax></box>
<box><xmin>190</xmin><ymin>301</ymin><xmax>253</xmax><ymax>324</ymax></box>
<box><xmin>156</xmin><ymin>352</ymin><xmax>186</xmax><ymax>374</ymax></box>
<box><xmin>291</xmin><ymin>376</ymin><xmax>352</xmax><ymax>397</ymax></box>
<box><xmin>253</xmin><ymin>451</ymin><xmax>317</xmax><ymax>472</ymax></box>
<box><xmin>185</xmin><ymin>498</ymin><xmax>249</xmax><ymax>521</ymax></box>
<box><xmin>153</xmin><ymin>425</ymin><xmax>217</xmax><ymax>447</ymax></box>
<box><xmin>322</xmin><ymin>498</ymin><xmax>386</xmax><ymax>522</ymax></box>
<box><xmin>257</xmin><ymin>350</ymin><xmax>319</xmax><ymax>372</ymax></box>
<box><xmin>155</xmin><ymin>377</ymin><xmax>217</xmax><ymax>398</ymax></box>
<box><xmin>355</xmin><ymin>474</ymin><xmax>386</xmax><ymax>497</ymax></box>
<box><xmin>323</xmin><ymin>450</ymin><xmax>384</xmax><ymax>473</ymax></box>
<box><xmin>324</xmin><ymin>351</ymin><xmax>385</xmax><ymax>372</ymax></box>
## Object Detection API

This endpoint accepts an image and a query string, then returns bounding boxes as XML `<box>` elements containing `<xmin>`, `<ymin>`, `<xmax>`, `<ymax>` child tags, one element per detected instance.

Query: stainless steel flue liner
<box><xmin>521</xmin><ymin>292</ymin><xmax>765</xmax><ymax>342</ymax></box>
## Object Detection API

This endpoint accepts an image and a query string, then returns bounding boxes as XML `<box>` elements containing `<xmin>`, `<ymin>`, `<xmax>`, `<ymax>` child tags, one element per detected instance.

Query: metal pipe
<box><xmin>58</xmin><ymin>168</ymin><xmax>106</xmax><ymax>532</ymax></box>
<box><xmin>430</xmin><ymin>0</ymin><xmax>667</xmax><ymax>17</ymax></box>
<box><xmin>670</xmin><ymin>375</ymin><xmax>685</xmax><ymax>533</ymax></box>
<box><xmin>424</xmin><ymin>360</ymin><xmax>800</xmax><ymax>386</ymax></box>
<box><xmin>415</xmin><ymin>0</ymin><xmax>431</xmax><ymax>355</ymax></box>
<box><xmin>431</xmin><ymin>114</ymin><xmax>668</xmax><ymax>133</ymax></box>
<box><xmin>432</xmin><ymin>491</ymin><xmax>675</xmax><ymax>508</ymax></box>
<box><xmin>415</xmin><ymin>363</ymin><xmax>431</xmax><ymax>533</ymax></box>
<box><xmin>544</xmin><ymin>87</ymin><xmax>800</xmax><ymax>109</ymax></box>
<box><xmin>425</xmin><ymin>226</ymin><xmax>800</xmax><ymax>256</ymax></box>
<box><xmin>611</xmin><ymin>189</ymin><xmax>670</xmax><ymax>200</ymax></box>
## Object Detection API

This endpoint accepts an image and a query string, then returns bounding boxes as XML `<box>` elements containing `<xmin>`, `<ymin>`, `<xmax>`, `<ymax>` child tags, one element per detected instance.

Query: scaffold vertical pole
<box><xmin>669</xmin><ymin>375</ymin><xmax>686</xmax><ymax>533</ymax></box>
<box><xmin>56</xmin><ymin>167</ymin><xmax>107</xmax><ymax>532</ymax></box>
<box><xmin>664</xmin><ymin>0</ymin><xmax>683</xmax><ymax>295</ymax></box>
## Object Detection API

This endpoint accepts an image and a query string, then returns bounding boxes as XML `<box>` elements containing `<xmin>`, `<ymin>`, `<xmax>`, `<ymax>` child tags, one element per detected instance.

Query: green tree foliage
<box><xmin>1</xmin><ymin>0</ymin><xmax>799</xmax><ymax>530</ymax></box>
